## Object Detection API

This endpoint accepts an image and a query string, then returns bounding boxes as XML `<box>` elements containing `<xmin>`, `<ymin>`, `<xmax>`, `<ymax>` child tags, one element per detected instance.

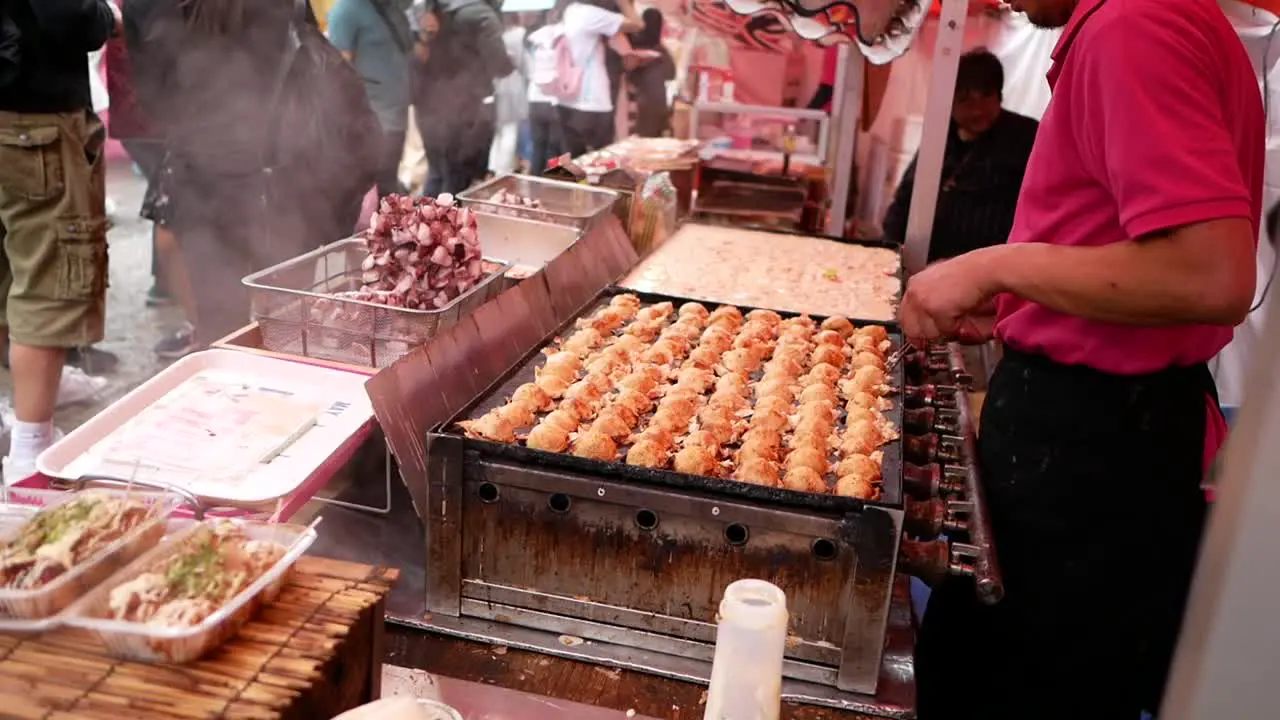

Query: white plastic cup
<box><xmin>703</xmin><ymin>579</ymin><xmax>788</xmax><ymax>720</ymax></box>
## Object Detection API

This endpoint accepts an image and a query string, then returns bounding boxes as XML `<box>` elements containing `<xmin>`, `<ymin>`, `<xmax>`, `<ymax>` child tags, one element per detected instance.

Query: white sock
<box><xmin>9</xmin><ymin>420</ymin><xmax>55</xmax><ymax>465</ymax></box>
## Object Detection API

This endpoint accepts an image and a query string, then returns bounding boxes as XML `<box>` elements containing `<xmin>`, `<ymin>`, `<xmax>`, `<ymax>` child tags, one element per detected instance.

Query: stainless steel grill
<box><xmin>242</xmin><ymin>237</ymin><xmax>510</xmax><ymax>368</ymax></box>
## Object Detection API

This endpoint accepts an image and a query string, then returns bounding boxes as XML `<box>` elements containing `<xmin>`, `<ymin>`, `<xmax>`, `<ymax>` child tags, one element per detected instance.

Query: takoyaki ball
<box><xmin>840</xmin><ymin>420</ymin><xmax>885</xmax><ymax>456</ymax></box>
<box><xmin>820</xmin><ymin>315</ymin><xmax>855</xmax><ymax>338</ymax></box>
<box><xmin>619</xmin><ymin>372</ymin><xmax>658</xmax><ymax>395</ymax></box>
<box><xmin>753</xmin><ymin>395</ymin><xmax>793</xmax><ymax>418</ymax></box>
<box><xmin>662</xmin><ymin>385</ymin><xmax>702</xmax><ymax>405</ymax></box>
<box><xmin>572</xmin><ymin>431</ymin><xmax>617</xmax><ymax>461</ymax></box>
<box><xmin>459</xmin><ymin>413</ymin><xmax>517</xmax><ymax>443</ymax></box>
<box><xmin>564</xmin><ymin>380</ymin><xmax>603</xmax><ymax>405</ymax></box>
<box><xmin>844</xmin><ymin>404</ymin><xmax>879</xmax><ymax>426</ymax></box>
<box><xmin>795</xmin><ymin>400</ymin><xmax>836</xmax><ymax>425</ymax></box>
<box><xmin>720</xmin><ymin>349</ymin><xmax>762</xmax><ymax>374</ymax></box>
<box><xmin>789</xmin><ymin>431</ymin><xmax>829</xmax><ymax>456</ymax></box>
<box><xmin>782</xmin><ymin>466</ymin><xmax>828</xmax><ymax>494</ymax></box>
<box><xmin>678</xmin><ymin>302</ymin><xmax>710</xmax><ymax>321</ymax></box>
<box><xmin>687</xmin><ymin>346</ymin><xmax>722</xmax><ymax>370</ymax></box>
<box><xmin>583</xmin><ymin>371</ymin><xmax>614</xmax><ymax>393</ymax></box>
<box><xmin>778</xmin><ymin>325</ymin><xmax>813</xmax><ymax>343</ymax></box>
<box><xmin>848</xmin><ymin>365</ymin><xmax>888</xmax><ymax>395</ymax></box>
<box><xmin>526</xmin><ymin>422</ymin><xmax>571</xmax><ymax>453</ymax></box>
<box><xmin>601</xmin><ymin>403</ymin><xmax>639</xmax><ymax>428</ymax></box>
<box><xmin>675</xmin><ymin>367</ymin><xmax>716</xmax><ymax>393</ymax></box>
<box><xmin>591</xmin><ymin>413</ymin><xmax>632</xmax><ymax>441</ymax></box>
<box><xmin>835</xmin><ymin>475</ymin><xmax>878</xmax><ymax>500</ymax></box>
<box><xmin>749</xmin><ymin>407</ymin><xmax>790</xmax><ymax>433</ymax></box>
<box><xmin>562</xmin><ymin>328</ymin><xmax>604</xmax><ymax>355</ymax></box>
<box><xmin>610</xmin><ymin>334</ymin><xmax>645</xmax><ymax>355</ymax></box>
<box><xmin>615</xmin><ymin>388</ymin><xmax>654</xmax><ymax>416</ymax></box>
<box><xmin>648</xmin><ymin>408</ymin><xmax>690</xmax><ymax>434</ymax></box>
<box><xmin>695</xmin><ymin>404</ymin><xmax>734</xmax><ymax>431</ymax></box>
<box><xmin>684</xmin><ymin>430</ymin><xmax>720</xmax><ymax>451</ymax></box>
<box><xmin>739</xmin><ymin>429</ymin><xmax>783</xmax><ymax>461</ymax></box>
<box><xmin>585</xmin><ymin>355</ymin><xmax>625</xmax><ymax>378</ymax></box>
<box><xmin>763</xmin><ymin>354</ymin><xmax>804</xmax><ymax>379</ymax></box>
<box><xmin>542</xmin><ymin>410</ymin><xmax>580</xmax><ymax>434</ymax></box>
<box><xmin>707</xmin><ymin>305</ymin><xmax>743</xmax><ymax>329</ymax></box>
<box><xmin>626</xmin><ymin>439</ymin><xmax>667</xmax><ymax>468</ymax></box>
<box><xmin>636</xmin><ymin>426</ymin><xmax>675</xmax><ymax>450</ymax></box>
<box><xmin>659</xmin><ymin>334</ymin><xmax>692</xmax><ymax>356</ymax></box>
<box><xmin>836</xmin><ymin>453</ymin><xmax>881</xmax><ymax>483</ymax></box>
<box><xmin>663</xmin><ymin>321</ymin><xmax>702</xmax><ymax>343</ymax></box>
<box><xmin>754</xmin><ymin>379</ymin><xmax>796</xmax><ymax>405</ymax></box>
<box><xmin>578</xmin><ymin>308</ymin><xmax>626</xmax><ymax>333</ymax></box>
<box><xmin>543</xmin><ymin>351</ymin><xmax>583</xmax><ymax>374</ymax></box>
<box><xmin>626</xmin><ymin>321</ymin><xmax>665</xmax><ymax>342</ymax></box>
<box><xmin>535</xmin><ymin>361</ymin><xmax>578</xmax><ymax>386</ymax></box>
<box><xmin>848</xmin><ymin>391</ymin><xmax>890</xmax><ymax>411</ymax></box>
<box><xmin>770</xmin><ymin>345</ymin><xmax>809</xmax><ymax>369</ymax></box>
<box><xmin>640</xmin><ymin>344</ymin><xmax>676</xmax><ymax>367</ymax></box>
<box><xmin>635</xmin><ymin>302</ymin><xmax>673</xmax><ymax>323</ymax></box>
<box><xmin>699</xmin><ymin>325</ymin><xmax>735</xmax><ymax>353</ymax></box>
<box><xmin>852</xmin><ymin>351</ymin><xmax>885</xmax><ymax>369</ymax></box>
<box><xmin>674</xmin><ymin>445</ymin><xmax>719</xmax><ymax>477</ymax></box>
<box><xmin>498</xmin><ymin>400</ymin><xmax>538</xmax><ymax>428</ymax></box>
<box><xmin>851</xmin><ymin>334</ymin><xmax>888</xmax><ymax>354</ymax></box>
<box><xmin>799</xmin><ymin>383</ymin><xmax>838</xmax><ymax>406</ymax></box>
<box><xmin>745</xmin><ymin>309</ymin><xmax>782</xmax><ymax>327</ymax></box>
<box><xmin>707</xmin><ymin>390</ymin><xmax>748</xmax><ymax>411</ymax></box>
<box><xmin>854</xmin><ymin>325</ymin><xmax>889</xmax><ymax>345</ymax></box>
<box><xmin>735</xmin><ymin>458</ymin><xmax>781</xmax><ymax>487</ymax></box>
<box><xmin>813</xmin><ymin>330</ymin><xmax>844</xmax><ymax>347</ymax></box>
<box><xmin>610</xmin><ymin>293</ymin><xmax>642</xmax><ymax>310</ymax></box>
<box><xmin>511</xmin><ymin>383</ymin><xmax>554</xmax><ymax>412</ymax></box>
<box><xmin>785</xmin><ymin>447</ymin><xmax>830</xmax><ymax>476</ymax></box>
<box><xmin>535</xmin><ymin>373</ymin><xmax>571</xmax><ymax>399</ymax></box>
<box><xmin>794</xmin><ymin>413</ymin><xmax>835</xmax><ymax>438</ymax></box>
<box><xmin>715</xmin><ymin>372</ymin><xmax>750</xmax><ymax>396</ymax></box>
<box><xmin>779</xmin><ymin>314</ymin><xmax>815</xmax><ymax>332</ymax></box>
<box><xmin>700</xmin><ymin>419</ymin><xmax>739</xmax><ymax>445</ymax></box>
<box><xmin>811</xmin><ymin>345</ymin><xmax>847</xmax><ymax>369</ymax></box>
<box><xmin>558</xmin><ymin>396</ymin><xmax>595</xmax><ymax>423</ymax></box>
<box><xmin>735</xmin><ymin>322</ymin><xmax>774</xmax><ymax>346</ymax></box>
<box><xmin>802</xmin><ymin>363</ymin><xmax>842</xmax><ymax>387</ymax></box>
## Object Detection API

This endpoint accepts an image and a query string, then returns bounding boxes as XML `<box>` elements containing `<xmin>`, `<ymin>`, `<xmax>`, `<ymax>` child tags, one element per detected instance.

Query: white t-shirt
<box><xmin>560</xmin><ymin>3</ymin><xmax>624</xmax><ymax>113</ymax></box>
<box><xmin>526</xmin><ymin>24</ymin><xmax>559</xmax><ymax>106</ymax></box>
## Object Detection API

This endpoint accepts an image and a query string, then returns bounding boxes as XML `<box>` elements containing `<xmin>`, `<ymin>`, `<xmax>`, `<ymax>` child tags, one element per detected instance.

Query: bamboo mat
<box><xmin>0</xmin><ymin>557</ymin><xmax>397</xmax><ymax>720</ymax></box>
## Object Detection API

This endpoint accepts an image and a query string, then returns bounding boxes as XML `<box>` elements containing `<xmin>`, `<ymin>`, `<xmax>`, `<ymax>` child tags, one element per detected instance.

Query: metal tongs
<box><xmin>886</xmin><ymin>341</ymin><xmax>916</xmax><ymax>371</ymax></box>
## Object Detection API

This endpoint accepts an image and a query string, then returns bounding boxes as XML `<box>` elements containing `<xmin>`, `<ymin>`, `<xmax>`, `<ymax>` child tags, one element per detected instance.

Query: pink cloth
<box><xmin>993</xmin><ymin>0</ymin><xmax>1264</xmax><ymax>470</ymax></box>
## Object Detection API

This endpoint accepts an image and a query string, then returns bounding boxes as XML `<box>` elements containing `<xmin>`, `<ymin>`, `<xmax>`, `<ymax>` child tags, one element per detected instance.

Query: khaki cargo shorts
<box><xmin>0</xmin><ymin>110</ymin><xmax>108</xmax><ymax>348</ymax></box>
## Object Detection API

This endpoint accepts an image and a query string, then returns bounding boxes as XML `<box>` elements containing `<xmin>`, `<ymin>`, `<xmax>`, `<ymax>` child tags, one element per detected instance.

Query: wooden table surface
<box><xmin>385</xmin><ymin>627</ymin><xmax>883</xmax><ymax>720</ymax></box>
<box><xmin>0</xmin><ymin>556</ymin><xmax>396</xmax><ymax>720</ymax></box>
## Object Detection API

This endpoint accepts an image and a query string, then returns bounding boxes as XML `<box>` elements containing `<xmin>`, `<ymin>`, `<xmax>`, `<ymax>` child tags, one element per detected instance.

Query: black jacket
<box><xmin>0</xmin><ymin>0</ymin><xmax>115</xmax><ymax>113</ymax></box>
<box><xmin>413</xmin><ymin>0</ymin><xmax>512</xmax><ymax>141</ymax></box>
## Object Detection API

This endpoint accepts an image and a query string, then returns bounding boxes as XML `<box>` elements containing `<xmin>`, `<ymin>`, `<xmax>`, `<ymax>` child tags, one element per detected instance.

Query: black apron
<box><xmin>915</xmin><ymin>347</ymin><xmax>1215</xmax><ymax>720</ymax></box>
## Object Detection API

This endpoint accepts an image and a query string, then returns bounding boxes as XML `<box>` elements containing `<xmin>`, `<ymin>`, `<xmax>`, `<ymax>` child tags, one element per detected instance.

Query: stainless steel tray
<box><xmin>243</xmin><ymin>237</ymin><xmax>510</xmax><ymax>368</ymax></box>
<box><xmin>458</xmin><ymin>174</ymin><xmax>619</xmax><ymax>232</ymax></box>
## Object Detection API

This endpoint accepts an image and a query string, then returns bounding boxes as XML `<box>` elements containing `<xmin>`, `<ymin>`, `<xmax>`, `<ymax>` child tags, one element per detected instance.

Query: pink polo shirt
<box><xmin>994</xmin><ymin>0</ymin><xmax>1264</xmax><ymax>470</ymax></box>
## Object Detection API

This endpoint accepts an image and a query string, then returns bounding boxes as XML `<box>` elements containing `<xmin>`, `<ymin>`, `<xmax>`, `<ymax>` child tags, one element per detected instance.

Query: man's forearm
<box><xmin>982</xmin><ymin>218</ymin><xmax>1256</xmax><ymax>326</ymax></box>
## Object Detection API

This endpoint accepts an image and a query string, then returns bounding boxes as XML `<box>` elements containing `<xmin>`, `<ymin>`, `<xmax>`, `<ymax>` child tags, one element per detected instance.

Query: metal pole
<box><xmin>827</xmin><ymin>44</ymin><xmax>864</xmax><ymax>236</ymax></box>
<box><xmin>902</xmin><ymin>0</ymin><xmax>968</xmax><ymax>273</ymax></box>
<box><xmin>1161</xmin><ymin>282</ymin><xmax>1280</xmax><ymax>716</ymax></box>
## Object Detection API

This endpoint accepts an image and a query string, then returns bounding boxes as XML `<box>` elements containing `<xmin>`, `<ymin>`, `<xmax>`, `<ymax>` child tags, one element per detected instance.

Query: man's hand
<box><xmin>419</xmin><ymin>10</ymin><xmax>440</xmax><ymax>37</ymax></box>
<box><xmin>899</xmin><ymin>249</ymin><xmax>1000</xmax><ymax>345</ymax></box>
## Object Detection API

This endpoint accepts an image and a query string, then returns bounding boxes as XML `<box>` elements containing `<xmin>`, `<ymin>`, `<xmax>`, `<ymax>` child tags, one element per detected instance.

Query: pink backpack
<box><xmin>532</xmin><ymin>27</ymin><xmax>582</xmax><ymax>103</ymax></box>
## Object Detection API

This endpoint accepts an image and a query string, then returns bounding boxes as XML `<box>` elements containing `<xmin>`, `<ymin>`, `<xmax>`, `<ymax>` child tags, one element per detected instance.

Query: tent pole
<box><xmin>902</xmin><ymin>0</ymin><xmax>968</xmax><ymax>273</ymax></box>
<box><xmin>827</xmin><ymin>44</ymin><xmax>864</xmax><ymax>236</ymax></box>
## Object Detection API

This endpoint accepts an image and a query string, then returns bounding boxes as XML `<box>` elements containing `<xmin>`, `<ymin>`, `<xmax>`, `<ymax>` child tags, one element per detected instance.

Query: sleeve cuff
<box><xmin>1124</xmin><ymin>197</ymin><xmax>1256</xmax><ymax>239</ymax></box>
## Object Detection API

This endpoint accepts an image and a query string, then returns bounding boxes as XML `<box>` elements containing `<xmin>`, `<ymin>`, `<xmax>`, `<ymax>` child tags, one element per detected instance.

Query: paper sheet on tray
<box><xmin>67</xmin><ymin>370</ymin><xmax>330</xmax><ymax>486</ymax></box>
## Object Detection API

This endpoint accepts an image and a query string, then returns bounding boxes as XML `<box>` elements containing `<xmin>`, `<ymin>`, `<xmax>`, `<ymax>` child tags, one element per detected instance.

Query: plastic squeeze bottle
<box><xmin>703</xmin><ymin>579</ymin><xmax>789</xmax><ymax>720</ymax></box>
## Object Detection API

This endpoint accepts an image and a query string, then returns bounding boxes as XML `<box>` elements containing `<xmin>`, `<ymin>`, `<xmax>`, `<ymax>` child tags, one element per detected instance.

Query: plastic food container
<box><xmin>0</xmin><ymin>488</ymin><xmax>184</xmax><ymax>629</ymax></box>
<box><xmin>64</xmin><ymin>519</ymin><xmax>317</xmax><ymax>663</ymax></box>
<box><xmin>703</xmin><ymin>579</ymin><xmax>788</xmax><ymax>720</ymax></box>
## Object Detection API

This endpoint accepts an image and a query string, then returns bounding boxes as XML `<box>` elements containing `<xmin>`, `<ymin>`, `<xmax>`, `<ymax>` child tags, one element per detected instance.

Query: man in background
<box><xmin>329</xmin><ymin>0</ymin><xmax>415</xmax><ymax>197</ymax></box>
<box><xmin>413</xmin><ymin>0</ymin><xmax>512</xmax><ymax>195</ymax></box>
<box><xmin>881</xmin><ymin>49</ymin><xmax>1038</xmax><ymax>264</ymax></box>
<box><xmin>0</xmin><ymin>0</ymin><xmax>119</xmax><ymax>481</ymax></box>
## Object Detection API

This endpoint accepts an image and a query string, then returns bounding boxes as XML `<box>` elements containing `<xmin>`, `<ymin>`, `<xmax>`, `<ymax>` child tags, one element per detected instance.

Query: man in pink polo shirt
<box><xmin>901</xmin><ymin>0</ymin><xmax>1264</xmax><ymax>718</ymax></box>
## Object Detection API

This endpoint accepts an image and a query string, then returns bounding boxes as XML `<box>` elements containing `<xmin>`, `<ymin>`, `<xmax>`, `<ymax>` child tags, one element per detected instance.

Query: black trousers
<box><xmin>121</xmin><ymin>139</ymin><xmax>166</xmax><ymax>287</ymax></box>
<box><xmin>528</xmin><ymin>101</ymin><xmax>562</xmax><ymax>175</ymax></box>
<box><xmin>376</xmin><ymin>127</ymin><xmax>407</xmax><ymax>198</ymax></box>
<box><xmin>557</xmin><ymin>106</ymin><xmax>614</xmax><ymax>158</ymax></box>
<box><xmin>915</xmin><ymin>348</ymin><xmax>1212</xmax><ymax>720</ymax></box>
